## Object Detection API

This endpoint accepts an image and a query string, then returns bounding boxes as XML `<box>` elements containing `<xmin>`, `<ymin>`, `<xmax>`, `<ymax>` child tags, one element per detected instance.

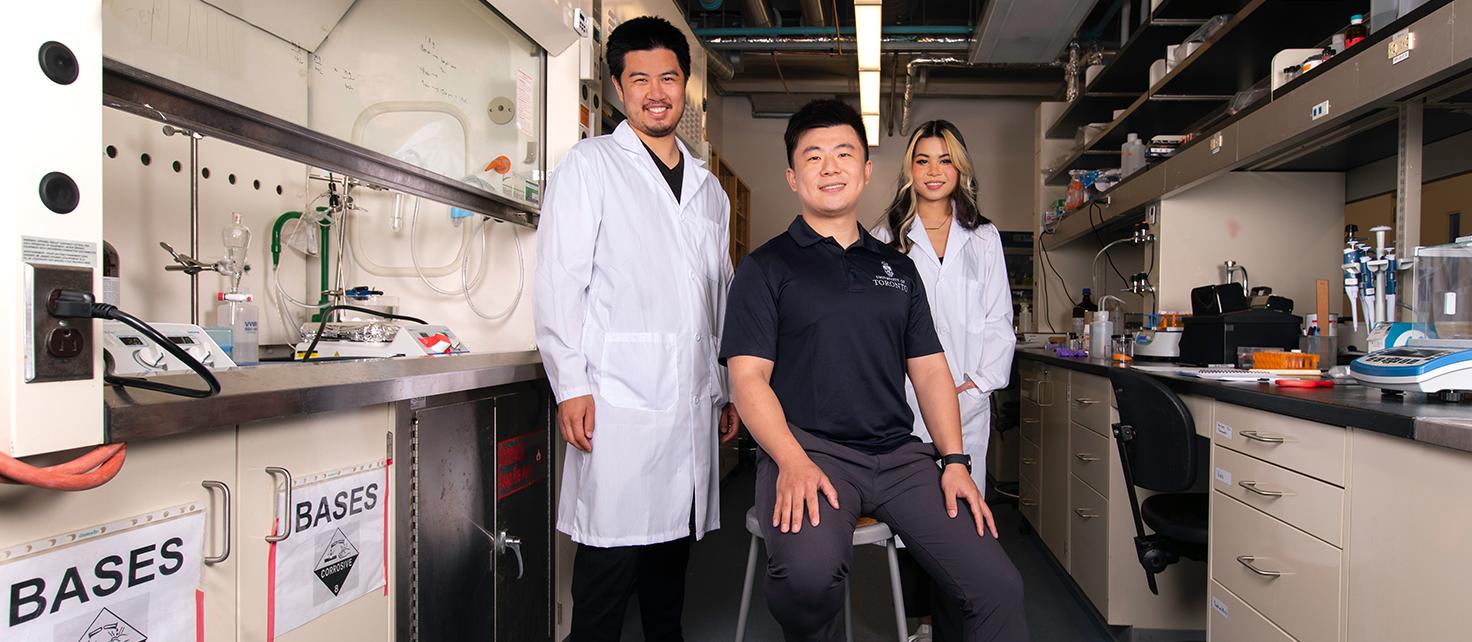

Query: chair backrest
<box><xmin>1107</xmin><ymin>368</ymin><xmax>1197</xmax><ymax>492</ymax></box>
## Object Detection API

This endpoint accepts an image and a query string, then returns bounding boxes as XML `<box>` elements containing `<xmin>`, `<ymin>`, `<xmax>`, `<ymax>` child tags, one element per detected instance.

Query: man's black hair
<box><xmin>784</xmin><ymin>99</ymin><xmax>869</xmax><ymax>168</ymax></box>
<box><xmin>607</xmin><ymin>16</ymin><xmax>692</xmax><ymax>84</ymax></box>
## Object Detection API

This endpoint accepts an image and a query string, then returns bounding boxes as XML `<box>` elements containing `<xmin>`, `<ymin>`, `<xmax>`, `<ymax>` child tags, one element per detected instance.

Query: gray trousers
<box><xmin>756</xmin><ymin>427</ymin><xmax>1028</xmax><ymax>642</ymax></box>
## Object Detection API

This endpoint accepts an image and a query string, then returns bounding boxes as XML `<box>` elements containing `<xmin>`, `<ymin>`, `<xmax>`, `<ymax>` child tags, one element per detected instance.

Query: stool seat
<box><xmin>737</xmin><ymin>506</ymin><xmax>909</xmax><ymax>641</ymax></box>
<box><xmin>743</xmin><ymin>507</ymin><xmax>894</xmax><ymax>546</ymax></box>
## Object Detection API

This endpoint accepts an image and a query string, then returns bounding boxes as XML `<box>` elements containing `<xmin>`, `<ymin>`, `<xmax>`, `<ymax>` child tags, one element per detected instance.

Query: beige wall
<box><xmin>715</xmin><ymin>95</ymin><xmax>1042</xmax><ymax>251</ymax></box>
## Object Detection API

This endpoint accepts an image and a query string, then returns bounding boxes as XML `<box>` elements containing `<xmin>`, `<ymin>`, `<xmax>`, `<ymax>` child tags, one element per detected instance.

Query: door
<box><xmin>493</xmin><ymin>383</ymin><xmax>553</xmax><ymax>642</ymax></box>
<box><xmin>236</xmin><ymin>405</ymin><xmax>394</xmax><ymax>642</ymax></box>
<box><xmin>0</xmin><ymin>429</ymin><xmax>237</xmax><ymax>642</ymax></box>
<box><xmin>406</xmin><ymin>381</ymin><xmax>554</xmax><ymax>642</ymax></box>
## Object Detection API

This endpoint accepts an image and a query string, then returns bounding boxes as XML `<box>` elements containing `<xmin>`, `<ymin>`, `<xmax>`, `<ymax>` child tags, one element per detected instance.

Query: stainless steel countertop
<box><xmin>105</xmin><ymin>351</ymin><xmax>545</xmax><ymax>442</ymax></box>
<box><xmin>1015</xmin><ymin>347</ymin><xmax>1472</xmax><ymax>454</ymax></box>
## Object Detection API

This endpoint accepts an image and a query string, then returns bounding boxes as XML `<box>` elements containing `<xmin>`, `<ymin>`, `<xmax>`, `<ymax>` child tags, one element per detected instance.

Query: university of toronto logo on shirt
<box><xmin>873</xmin><ymin>262</ymin><xmax>909</xmax><ymax>292</ymax></box>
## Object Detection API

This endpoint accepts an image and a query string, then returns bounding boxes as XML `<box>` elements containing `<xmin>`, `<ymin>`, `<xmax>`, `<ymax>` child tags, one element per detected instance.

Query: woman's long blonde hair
<box><xmin>882</xmin><ymin>120</ymin><xmax>988</xmax><ymax>253</ymax></box>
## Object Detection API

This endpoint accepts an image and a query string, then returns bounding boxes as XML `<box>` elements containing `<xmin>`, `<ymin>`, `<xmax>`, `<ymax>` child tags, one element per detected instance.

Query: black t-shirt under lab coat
<box><xmin>642</xmin><ymin>141</ymin><xmax>683</xmax><ymax>201</ymax></box>
<box><xmin>720</xmin><ymin>216</ymin><xmax>945</xmax><ymax>455</ymax></box>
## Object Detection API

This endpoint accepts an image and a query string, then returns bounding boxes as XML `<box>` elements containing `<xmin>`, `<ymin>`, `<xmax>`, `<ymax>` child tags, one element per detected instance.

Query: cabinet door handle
<box><xmin>1240</xmin><ymin>430</ymin><xmax>1286</xmax><ymax>444</ymax></box>
<box><xmin>1073</xmin><ymin>508</ymin><xmax>1102</xmax><ymax>519</ymax></box>
<box><xmin>264</xmin><ymin>466</ymin><xmax>294</xmax><ymax>543</ymax></box>
<box><xmin>1021</xmin><ymin>418</ymin><xmax>1040</xmax><ymax>424</ymax></box>
<box><xmin>494</xmin><ymin>531</ymin><xmax>525</xmax><ymax>580</ymax></box>
<box><xmin>1073</xmin><ymin>453</ymin><xmax>1101</xmax><ymax>462</ymax></box>
<box><xmin>1238</xmin><ymin>480</ymin><xmax>1288</xmax><ymax>497</ymax></box>
<box><xmin>1020</xmin><ymin>498</ymin><xmax>1039</xmax><ymax>507</ymax></box>
<box><xmin>1236</xmin><ymin>555</ymin><xmax>1290</xmax><ymax>578</ymax></box>
<box><xmin>1074</xmin><ymin>398</ymin><xmax>1101</xmax><ymax>405</ymax></box>
<box><xmin>1021</xmin><ymin>457</ymin><xmax>1038</xmax><ymax>465</ymax></box>
<box><xmin>201</xmin><ymin>480</ymin><xmax>232</xmax><ymax>564</ymax></box>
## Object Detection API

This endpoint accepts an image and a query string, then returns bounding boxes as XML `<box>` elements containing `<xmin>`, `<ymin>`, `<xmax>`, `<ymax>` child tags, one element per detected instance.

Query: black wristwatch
<box><xmin>939</xmin><ymin>453</ymin><xmax>972</xmax><ymax>474</ymax></box>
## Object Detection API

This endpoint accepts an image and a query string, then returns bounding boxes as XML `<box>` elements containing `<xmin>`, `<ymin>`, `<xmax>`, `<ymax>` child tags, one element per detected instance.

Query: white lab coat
<box><xmin>534</xmin><ymin>122</ymin><xmax>732</xmax><ymax>547</ymax></box>
<box><xmin>871</xmin><ymin>210</ymin><xmax>1015</xmax><ymax>489</ymax></box>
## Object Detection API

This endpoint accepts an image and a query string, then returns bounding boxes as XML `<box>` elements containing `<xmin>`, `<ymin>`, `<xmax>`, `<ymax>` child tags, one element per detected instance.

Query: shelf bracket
<box><xmin>1395</xmin><ymin>101</ymin><xmax>1423</xmax><ymax>256</ymax></box>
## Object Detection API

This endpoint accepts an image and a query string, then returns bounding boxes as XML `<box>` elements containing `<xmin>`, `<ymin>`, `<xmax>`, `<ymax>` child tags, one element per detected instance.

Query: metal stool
<box><xmin>735</xmin><ymin>506</ymin><xmax>908</xmax><ymax>642</ymax></box>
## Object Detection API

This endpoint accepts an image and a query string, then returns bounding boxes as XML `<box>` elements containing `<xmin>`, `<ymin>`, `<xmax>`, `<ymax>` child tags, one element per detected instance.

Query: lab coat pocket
<box><xmin>598</xmin><ymin>332</ymin><xmax>679</xmax><ymax>412</ymax></box>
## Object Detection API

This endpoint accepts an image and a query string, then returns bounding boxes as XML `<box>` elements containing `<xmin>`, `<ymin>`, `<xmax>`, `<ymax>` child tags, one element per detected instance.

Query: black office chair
<box><xmin>1107</xmin><ymin>368</ymin><xmax>1207</xmax><ymax>595</ymax></box>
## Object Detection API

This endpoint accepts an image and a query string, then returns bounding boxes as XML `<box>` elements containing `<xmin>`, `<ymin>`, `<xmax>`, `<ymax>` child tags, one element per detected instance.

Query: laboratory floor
<box><xmin>615</xmin><ymin>464</ymin><xmax>1113</xmax><ymax>642</ymax></box>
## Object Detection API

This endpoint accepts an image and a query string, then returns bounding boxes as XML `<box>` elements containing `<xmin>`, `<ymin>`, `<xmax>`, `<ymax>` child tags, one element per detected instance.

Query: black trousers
<box><xmin>567</xmin><ymin>537</ymin><xmax>693</xmax><ymax>642</ymax></box>
<box><xmin>755</xmin><ymin>426</ymin><xmax>1027</xmax><ymax>642</ymax></box>
<box><xmin>899</xmin><ymin>548</ymin><xmax>964</xmax><ymax>641</ymax></box>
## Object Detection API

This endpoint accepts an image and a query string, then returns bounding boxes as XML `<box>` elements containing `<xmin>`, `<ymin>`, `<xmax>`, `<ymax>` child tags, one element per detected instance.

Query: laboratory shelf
<box><xmin>1155</xmin><ymin>0</ymin><xmax>1368</xmax><ymax>97</ymax></box>
<box><xmin>1258</xmin><ymin>82</ymin><xmax>1472</xmax><ymax>173</ymax></box>
<box><xmin>1041</xmin><ymin>0</ymin><xmax>1469</xmax><ymax>248</ymax></box>
<box><xmin>1082</xmin><ymin>19</ymin><xmax>1203</xmax><ymax>95</ymax></box>
<box><xmin>1148</xmin><ymin>0</ymin><xmax>1252</xmax><ymax>20</ymax></box>
<box><xmin>1045</xmin><ymin>92</ymin><xmax>1140</xmax><ymax>140</ymax></box>
<box><xmin>1044</xmin><ymin>0</ymin><xmax>1376</xmax><ymax>186</ymax></box>
<box><xmin>1045</xmin><ymin>95</ymin><xmax>1227</xmax><ymax>185</ymax></box>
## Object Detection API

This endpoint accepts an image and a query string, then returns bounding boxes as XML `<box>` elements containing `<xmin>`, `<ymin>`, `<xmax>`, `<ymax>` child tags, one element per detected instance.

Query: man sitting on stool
<box><xmin>720</xmin><ymin>99</ymin><xmax>1027</xmax><ymax>642</ymax></box>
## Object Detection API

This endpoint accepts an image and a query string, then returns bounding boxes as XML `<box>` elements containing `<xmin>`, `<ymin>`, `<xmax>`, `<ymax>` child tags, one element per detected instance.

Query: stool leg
<box><xmin>885</xmin><ymin>540</ymin><xmax>907</xmax><ymax>642</ymax></box>
<box><xmin>845</xmin><ymin>581</ymin><xmax>854</xmax><ymax>642</ymax></box>
<box><xmin>736</xmin><ymin>535</ymin><xmax>759</xmax><ymax>642</ymax></box>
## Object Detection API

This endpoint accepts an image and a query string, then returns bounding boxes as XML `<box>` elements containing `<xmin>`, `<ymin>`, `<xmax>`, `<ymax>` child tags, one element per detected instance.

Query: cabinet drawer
<box><xmin>1020</xmin><ymin>437</ymin><xmax>1040</xmax><ymax>488</ymax></box>
<box><xmin>1213</xmin><ymin>404</ymin><xmax>1346</xmax><ymax>486</ymax></box>
<box><xmin>1069</xmin><ymin>372</ymin><xmax>1111</xmax><ymax>435</ymax></box>
<box><xmin>1209</xmin><ymin>581</ymin><xmax>1295</xmax><ymax>642</ymax></box>
<box><xmin>1069</xmin><ymin>475</ymin><xmax>1109</xmax><ymax>611</ymax></box>
<box><xmin>1019</xmin><ymin>479</ymin><xmax>1041</xmax><ymax>530</ymax></box>
<box><xmin>1213</xmin><ymin>446</ymin><xmax>1344</xmax><ymax>547</ymax></box>
<box><xmin>1212</xmin><ymin>492</ymin><xmax>1342</xmax><ymax>642</ymax></box>
<box><xmin>1021</xmin><ymin>412</ymin><xmax>1041</xmax><ymax>445</ymax></box>
<box><xmin>1069</xmin><ymin>422</ymin><xmax>1110</xmax><ymax>498</ymax></box>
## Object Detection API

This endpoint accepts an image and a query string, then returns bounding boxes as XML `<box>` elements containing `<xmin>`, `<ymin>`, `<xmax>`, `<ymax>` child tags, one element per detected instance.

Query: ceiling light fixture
<box><xmin>854</xmin><ymin>0</ymin><xmax>883</xmax><ymax>147</ymax></box>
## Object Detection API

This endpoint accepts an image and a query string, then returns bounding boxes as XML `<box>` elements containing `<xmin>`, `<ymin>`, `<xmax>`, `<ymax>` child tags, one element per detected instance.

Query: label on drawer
<box><xmin>271</xmin><ymin>461</ymin><xmax>389</xmax><ymax>637</ymax></box>
<box><xmin>0</xmin><ymin>504</ymin><xmax>205</xmax><ymax>642</ymax></box>
<box><xmin>1216</xmin><ymin>421</ymin><xmax>1234</xmax><ymax>440</ymax></box>
<box><xmin>1215</xmin><ymin>467</ymin><xmax>1233</xmax><ymax>485</ymax></box>
<box><xmin>1212</xmin><ymin>595</ymin><xmax>1230</xmax><ymax>619</ymax></box>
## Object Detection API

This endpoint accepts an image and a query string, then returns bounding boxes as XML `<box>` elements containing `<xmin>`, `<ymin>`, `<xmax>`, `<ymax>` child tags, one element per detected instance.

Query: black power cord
<box><xmin>299</xmin><ymin>305</ymin><xmax>430</xmax><ymax>362</ymax></box>
<box><xmin>49</xmin><ymin>290</ymin><xmax>221</xmax><ymax>398</ymax></box>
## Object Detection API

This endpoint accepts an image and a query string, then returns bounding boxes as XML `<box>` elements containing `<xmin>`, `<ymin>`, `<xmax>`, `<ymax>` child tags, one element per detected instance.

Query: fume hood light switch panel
<box><xmin>25</xmin><ymin>264</ymin><xmax>93</xmax><ymax>383</ymax></box>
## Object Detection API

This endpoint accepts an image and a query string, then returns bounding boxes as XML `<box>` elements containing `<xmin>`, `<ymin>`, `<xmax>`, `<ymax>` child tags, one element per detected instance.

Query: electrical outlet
<box><xmin>1311</xmin><ymin>101</ymin><xmax>1331</xmax><ymax>121</ymax></box>
<box><xmin>26</xmin><ymin>264</ymin><xmax>94</xmax><ymax>383</ymax></box>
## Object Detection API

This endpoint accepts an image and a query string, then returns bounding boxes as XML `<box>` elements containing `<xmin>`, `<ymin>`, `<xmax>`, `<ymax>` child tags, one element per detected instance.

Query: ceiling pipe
<box><xmin>741</xmin><ymin>0</ymin><xmax>774</xmax><ymax>28</ymax></box>
<box><xmin>900</xmin><ymin>58</ymin><xmax>1061</xmax><ymax>133</ymax></box>
<box><xmin>704</xmin><ymin>46</ymin><xmax>736</xmax><ymax>81</ymax></box>
<box><xmin>801</xmin><ymin>0</ymin><xmax>829</xmax><ymax>27</ymax></box>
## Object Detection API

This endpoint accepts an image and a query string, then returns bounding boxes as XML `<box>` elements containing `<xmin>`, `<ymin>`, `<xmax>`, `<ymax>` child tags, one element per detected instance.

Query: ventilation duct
<box><xmin>969</xmin><ymin>0</ymin><xmax>1099</xmax><ymax>63</ymax></box>
<box><xmin>741</xmin><ymin>0</ymin><xmax>774</xmax><ymax>28</ymax></box>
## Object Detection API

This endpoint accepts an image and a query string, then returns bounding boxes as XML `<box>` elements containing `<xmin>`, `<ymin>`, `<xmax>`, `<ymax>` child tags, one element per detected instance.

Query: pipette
<box><xmin>1342</xmin><ymin>246</ymin><xmax>1360</xmax><ymax>330</ymax></box>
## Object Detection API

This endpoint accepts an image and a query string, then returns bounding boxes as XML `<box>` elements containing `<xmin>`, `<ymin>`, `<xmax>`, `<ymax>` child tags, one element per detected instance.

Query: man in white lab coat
<box><xmin>533</xmin><ymin>15</ymin><xmax>739</xmax><ymax>642</ymax></box>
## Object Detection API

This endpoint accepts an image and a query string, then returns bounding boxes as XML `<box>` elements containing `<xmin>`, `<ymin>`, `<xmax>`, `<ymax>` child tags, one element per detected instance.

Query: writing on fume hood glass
<box><xmin>308</xmin><ymin>0</ymin><xmax>547</xmax><ymax>206</ymax></box>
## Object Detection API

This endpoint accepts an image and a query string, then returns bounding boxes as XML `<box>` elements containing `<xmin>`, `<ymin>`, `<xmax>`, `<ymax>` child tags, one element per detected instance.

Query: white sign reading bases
<box><xmin>1</xmin><ymin>506</ymin><xmax>206</xmax><ymax>642</ymax></box>
<box><xmin>269</xmin><ymin>462</ymin><xmax>387</xmax><ymax>637</ymax></box>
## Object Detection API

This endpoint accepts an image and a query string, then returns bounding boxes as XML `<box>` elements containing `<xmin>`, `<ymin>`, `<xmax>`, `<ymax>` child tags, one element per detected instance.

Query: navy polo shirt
<box><xmin>720</xmin><ymin>216</ymin><xmax>944</xmax><ymax>455</ymax></box>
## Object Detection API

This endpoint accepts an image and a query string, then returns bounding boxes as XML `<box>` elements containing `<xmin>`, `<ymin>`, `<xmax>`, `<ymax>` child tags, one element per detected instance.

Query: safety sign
<box><xmin>268</xmin><ymin>461</ymin><xmax>387</xmax><ymax>638</ymax></box>
<box><xmin>0</xmin><ymin>504</ymin><xmax>206</xmax><ymax>642</ymax></box>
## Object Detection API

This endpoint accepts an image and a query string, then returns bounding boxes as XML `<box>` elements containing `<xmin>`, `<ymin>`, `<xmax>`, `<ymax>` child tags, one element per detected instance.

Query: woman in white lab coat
<box><xmin>871</xmin><ymin>119</ymin><xmax>1015</xmax><ymax>642</ymax></box>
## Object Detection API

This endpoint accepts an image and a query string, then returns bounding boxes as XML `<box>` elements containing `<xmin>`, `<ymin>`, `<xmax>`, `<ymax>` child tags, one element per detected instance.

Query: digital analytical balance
<box><xmin>293</xmin><ymin>321</ymin><xmax>469</xmax><ymax>360</ymax></box>
<box><xmin>1351</xmin><ymin>238</ymin><xmax>1472</xmax><ymax>396</ymax></box>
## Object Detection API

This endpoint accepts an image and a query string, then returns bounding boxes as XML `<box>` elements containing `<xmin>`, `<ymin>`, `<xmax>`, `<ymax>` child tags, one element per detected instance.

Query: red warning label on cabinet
<box><xmin>497</xmin><ymin>431</ymin><xmax>547</xmax><ymax>500</ymax></box>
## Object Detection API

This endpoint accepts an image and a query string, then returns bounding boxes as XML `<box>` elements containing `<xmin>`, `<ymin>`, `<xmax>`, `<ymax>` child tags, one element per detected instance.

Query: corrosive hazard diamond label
<box><xmin>314</xmin><ymin>528</ymin><xmax>360</xmax><ymax>596</ymax></box>
<box><xmin>81</xmin><ymin>607</ymin><xmax>146</xmax><ymax>642</ymax></box>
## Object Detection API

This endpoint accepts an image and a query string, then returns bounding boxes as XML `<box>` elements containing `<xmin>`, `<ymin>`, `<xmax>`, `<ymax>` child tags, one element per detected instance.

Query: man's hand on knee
<box><xmin>773</xmin><ymin>454</ymin><xmax>840</xmax><ymax>534</ymax></box>
<box><xmin>940</xmin><ymin>466</ymin><xmax>999</xmax><ymax>539</ymax></box>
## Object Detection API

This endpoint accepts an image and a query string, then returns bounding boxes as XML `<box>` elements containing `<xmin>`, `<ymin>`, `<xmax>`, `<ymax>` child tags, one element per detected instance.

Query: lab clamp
<box><xmin>1093</xmin><ymin>224</ymin><xmax>1157</xmax><ymax>301</ymax></box>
